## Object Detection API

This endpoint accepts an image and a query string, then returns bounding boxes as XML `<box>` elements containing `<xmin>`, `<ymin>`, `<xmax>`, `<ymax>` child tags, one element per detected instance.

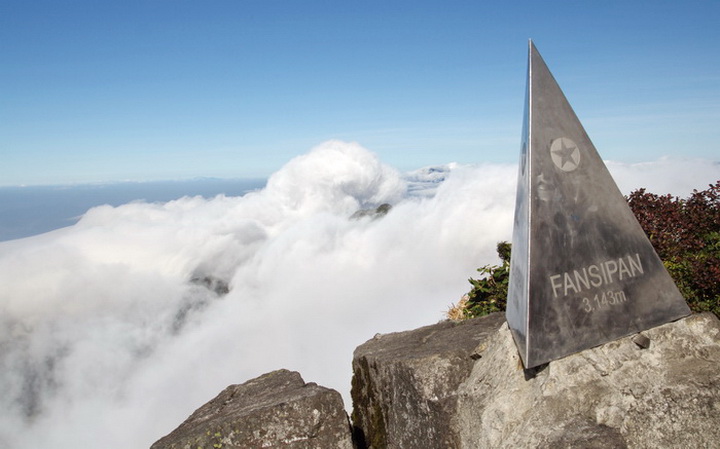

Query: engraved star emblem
<box><xmin>554</xmin><ymin>140</ymin><xmax>576</xmax><ymax>167</ymax></box>
<box><xmin>550</xmin><ymin>137</ymin><xmax>580</xmax><ymax>172</ymax></box>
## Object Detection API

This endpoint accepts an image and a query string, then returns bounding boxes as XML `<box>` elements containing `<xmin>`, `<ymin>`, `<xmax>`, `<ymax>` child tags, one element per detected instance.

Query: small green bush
<box><xmin>463</xmin><ymin>241</ymin><xmax>511</xmax><ymax>318</ymax></box>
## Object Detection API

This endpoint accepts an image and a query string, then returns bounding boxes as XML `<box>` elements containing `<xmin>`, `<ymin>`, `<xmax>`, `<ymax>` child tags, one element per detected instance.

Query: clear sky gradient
<box><xmin>2</xmin><ymin>0</ymin><xmax>718</xmax><ymax>185</ymax></box>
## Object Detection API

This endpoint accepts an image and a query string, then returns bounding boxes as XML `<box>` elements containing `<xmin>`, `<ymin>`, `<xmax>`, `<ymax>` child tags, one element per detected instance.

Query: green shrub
<box><xmin>462</xmin><ymin>241</ymin><xmax>511</xmax><ymax>318</ymax></box>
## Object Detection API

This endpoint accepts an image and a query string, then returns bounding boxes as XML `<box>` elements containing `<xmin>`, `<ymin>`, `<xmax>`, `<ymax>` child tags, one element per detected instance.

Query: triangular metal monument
<box><xmin>506</xmin><ymin>41</ymin><xmax>690</xmax><ymax>369</ymax></box>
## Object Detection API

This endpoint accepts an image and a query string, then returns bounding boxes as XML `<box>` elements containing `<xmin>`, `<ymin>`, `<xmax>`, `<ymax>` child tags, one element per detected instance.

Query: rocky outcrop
<box><xmin>152</xmin><ymin>312</ymin><xmax>720</xmax><ymax>449</ymax></box>
<box><xmin>350</xmin><ymin>203</ymin><xmax>392</xmax><ymax>220</ymax></box>
<box><xmin>455</xmin><ymin>312</ymin><xmax>720</xmax><ymax>448</ymax></box>
<box><xmin>351</xmin><ymin>313</ymin><xmax>506</xmax><ymax>448</ymax></box>
<box><xmin>150</xmin><ymin>369</ymin><xmax>354</xmax><ymax>449</ymax></box>
<box><xmin>351</xmin><ymin>312</ymin><xmax>720</xmax><ymax>448</ymax></box>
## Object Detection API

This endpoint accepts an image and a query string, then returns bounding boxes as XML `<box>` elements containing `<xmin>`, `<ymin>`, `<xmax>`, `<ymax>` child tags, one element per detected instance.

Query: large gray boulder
<box><xmin>351</xmin><ymin>313</ymin><xmax>506</xmax><ymax>448</ymax></box>
<box><xmin>351</xmin><ymin>312</ymin><xmax>720</xmax><ymax>449</ymax></box>
<box><xmin>455</xmin><ymin>312</ymin><xmax>720</xmax><ymax>448</ymax></box>
<box><xmin>151</xmin><ymin>369</ymin><xmax>354</xmax><ymax>449</ymax></box>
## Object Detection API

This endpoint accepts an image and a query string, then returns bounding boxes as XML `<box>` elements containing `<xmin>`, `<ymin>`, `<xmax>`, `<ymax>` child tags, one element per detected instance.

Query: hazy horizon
<box><xmin>2</xmin><ymin>153</ymin><xmax>718</xmax><ymax>243</ymax></box>
<box><xmin>0</xmin><ymin>177</ymin><xmax>267</xmax><ymax>241</ymax></box>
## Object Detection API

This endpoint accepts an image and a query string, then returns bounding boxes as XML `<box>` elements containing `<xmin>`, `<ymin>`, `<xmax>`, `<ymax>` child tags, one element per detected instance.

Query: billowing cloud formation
<box><xmin>0</xmin><ymin>141</ymin><xmax>717</xmax><ymax>448</ymax></box>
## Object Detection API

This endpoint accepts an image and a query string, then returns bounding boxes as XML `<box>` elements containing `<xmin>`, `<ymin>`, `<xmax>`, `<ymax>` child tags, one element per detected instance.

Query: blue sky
<box><xmin>1</xmin><ymin>0</ymin><xmax>718</xmax><ymax>186</ymax></box>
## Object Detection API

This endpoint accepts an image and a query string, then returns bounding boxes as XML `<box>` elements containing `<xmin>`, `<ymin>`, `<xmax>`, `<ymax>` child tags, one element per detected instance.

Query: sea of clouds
<box><xmin>0</xmin><ymin>140</ymin><xmax>718</xmax><ymax>448</ymax></box>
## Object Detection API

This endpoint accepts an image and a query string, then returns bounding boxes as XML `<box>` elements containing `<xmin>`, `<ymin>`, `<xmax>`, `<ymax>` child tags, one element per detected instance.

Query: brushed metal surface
<box><xmin>506</xmin><ymin>41</ymin><xmax>690</xmax><ymax>369</ymax></box>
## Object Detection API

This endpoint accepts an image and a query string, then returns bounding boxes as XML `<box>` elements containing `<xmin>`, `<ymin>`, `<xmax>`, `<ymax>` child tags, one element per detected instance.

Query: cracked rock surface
<box><xmin>150</xmin><ymin>369</ymin><xmax>353</xmax><ymax>449</ymax></box>
<box><xmin>351</xmin><ymin>312</ymin><xmax>720</xmax><ymax>449</ymax></box>
<box><xmin>455</xmin><ymin>313</ymin><xmax>720</xmax><ymax>448</ymax></box>
<box><xmin>351</xmin><ymin>313</ymin><xmax>506</xmax><ymax>449</ymax></box>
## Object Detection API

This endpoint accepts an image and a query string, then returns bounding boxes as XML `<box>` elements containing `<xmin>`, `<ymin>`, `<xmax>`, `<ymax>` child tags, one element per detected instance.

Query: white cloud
<box><xmin>606</xmin><ymin>157</ymin><xmax>720</xmax><ymax>197</ymax></box>
<box><xmin>0</xmin><ymin>141</ymin><xmax>717</xmax><ymax>448</ymax></box>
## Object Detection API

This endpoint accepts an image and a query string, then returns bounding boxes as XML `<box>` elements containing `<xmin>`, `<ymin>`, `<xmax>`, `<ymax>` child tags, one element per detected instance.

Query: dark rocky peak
<box><xmin>350</xmin><ymin>203</ymin><xmax>392</xmax><ymax>220</ymax></box>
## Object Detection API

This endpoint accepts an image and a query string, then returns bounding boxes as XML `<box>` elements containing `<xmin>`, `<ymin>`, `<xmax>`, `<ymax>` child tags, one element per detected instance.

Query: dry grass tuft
<box><xmin>446</xmin><ymin>294</ymin><xmax>470</xmax><ymax>322</ymax></box>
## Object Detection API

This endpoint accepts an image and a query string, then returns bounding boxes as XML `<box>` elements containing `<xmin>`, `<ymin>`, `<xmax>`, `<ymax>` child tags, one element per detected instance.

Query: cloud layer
<box><xmin>0</xmin><ymin>141</ymin><xmax>717</xmax><ymax>448</ymax></box>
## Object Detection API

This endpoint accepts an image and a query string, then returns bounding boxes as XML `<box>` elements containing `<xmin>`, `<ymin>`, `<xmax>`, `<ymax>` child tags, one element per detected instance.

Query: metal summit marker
<box><xmin>506</xmin><ymin>41</ymin><xmax>690</xmax><ymax>369</ymax></box>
